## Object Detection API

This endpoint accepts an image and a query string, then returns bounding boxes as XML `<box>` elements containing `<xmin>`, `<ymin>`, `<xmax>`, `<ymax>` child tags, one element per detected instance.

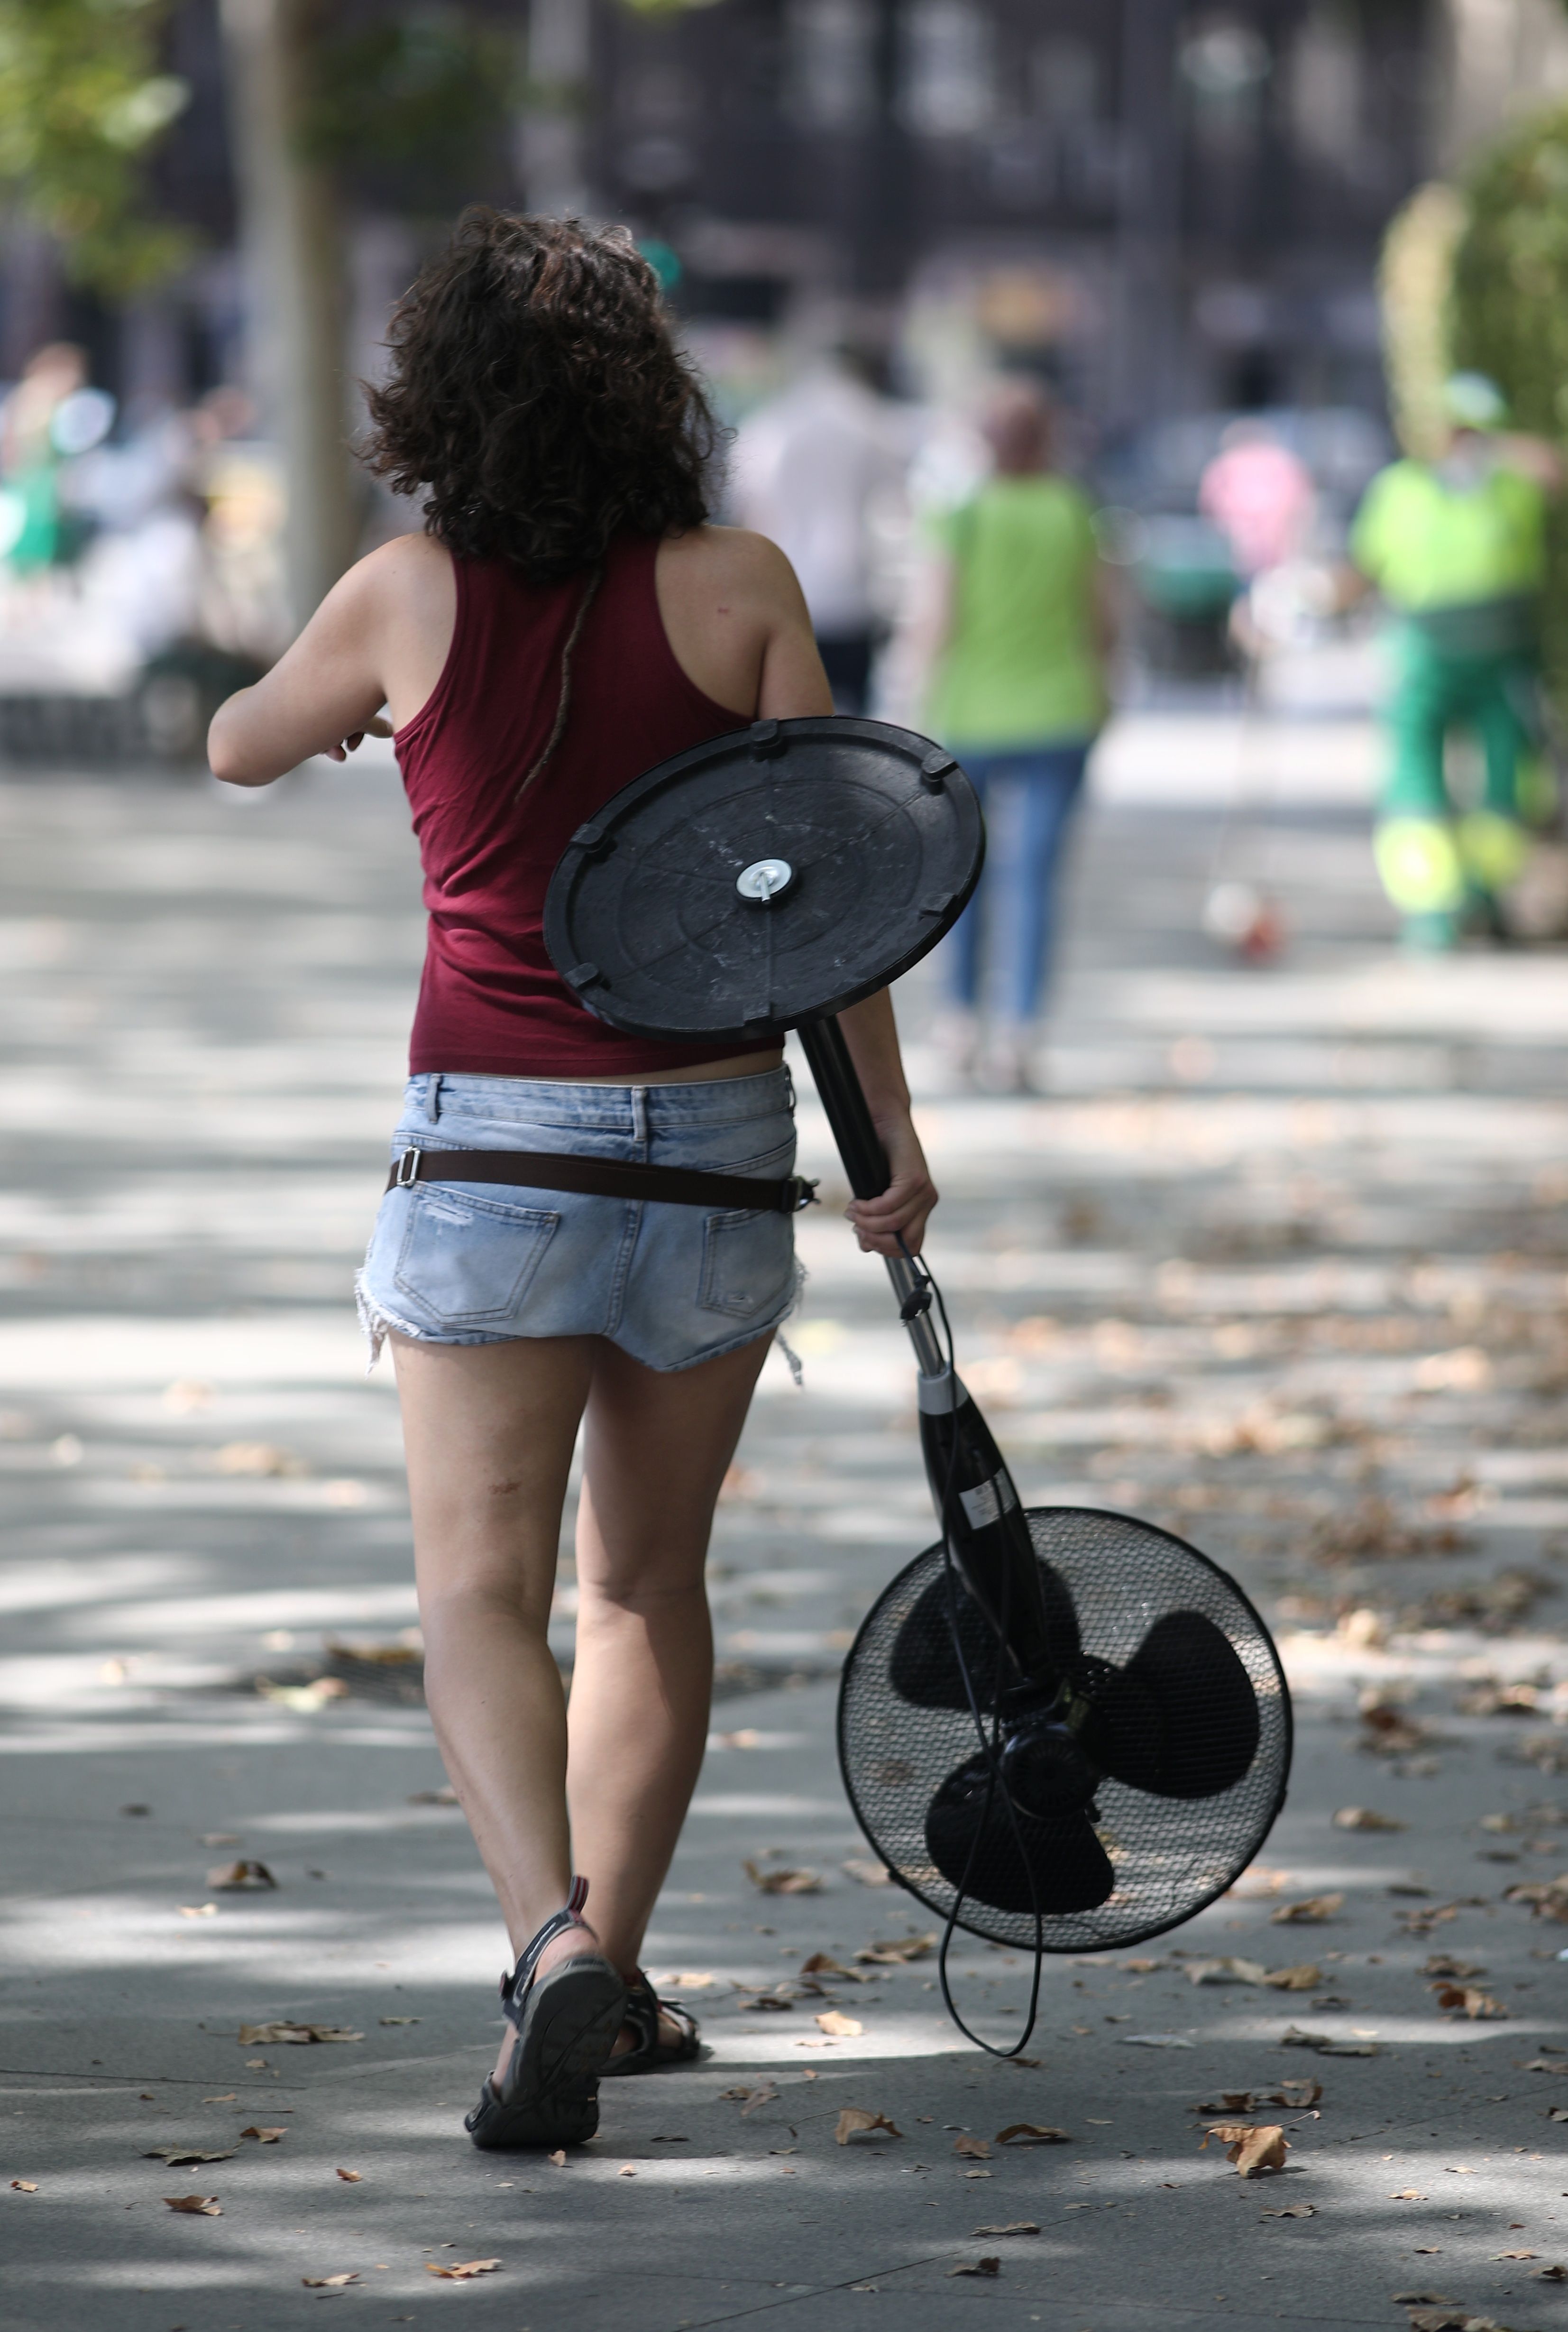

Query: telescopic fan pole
<box><xmin>796</xmin><ymin>1016</ymin><xmax>1063</xmax><ymax>1686</ymax></box>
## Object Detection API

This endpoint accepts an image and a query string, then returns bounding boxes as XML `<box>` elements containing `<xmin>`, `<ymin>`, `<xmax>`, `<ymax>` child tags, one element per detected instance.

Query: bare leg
<box><xmin>392</xmin><ymin>1330</ymin><xmax>599</xmax><ymax>2077</ymax></box>
<box><xmin>392</xmin><ymin>1325</ymin><xmax>770</xmax><ymax>2074</ymax></box>
<box><xmin>566</xmin><ymin>1333</ymin><xmax>772</xmax><ymax>1994</ymax></box>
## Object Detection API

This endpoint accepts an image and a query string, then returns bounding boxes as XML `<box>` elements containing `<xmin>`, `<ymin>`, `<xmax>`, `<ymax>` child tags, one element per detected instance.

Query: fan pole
<box><xmin>797</xmin><ymin>1015</ymin><xmax>1064</xmax><ymax>1683</ymax></box>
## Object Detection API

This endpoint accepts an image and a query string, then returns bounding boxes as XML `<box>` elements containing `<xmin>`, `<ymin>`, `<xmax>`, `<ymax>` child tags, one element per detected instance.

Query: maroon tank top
<box><xmin>394</xmin><ymin>531</ymin><xmax>771</xmax><ymax>1079</ymax></box>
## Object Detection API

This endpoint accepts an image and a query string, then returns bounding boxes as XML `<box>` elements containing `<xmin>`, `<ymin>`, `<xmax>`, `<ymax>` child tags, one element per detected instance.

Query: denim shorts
<box><xmin>355</xmin><ymin>1067</ymin><xmax>801</xmax><ymax>1373</ymax></box>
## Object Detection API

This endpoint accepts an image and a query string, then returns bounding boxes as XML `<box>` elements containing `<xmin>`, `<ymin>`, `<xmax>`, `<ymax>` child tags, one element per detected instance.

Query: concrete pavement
<box><xmin>2</xmin><ymin>714</ymin><xmax>1567</xmax><ymax>2330</ymax></box>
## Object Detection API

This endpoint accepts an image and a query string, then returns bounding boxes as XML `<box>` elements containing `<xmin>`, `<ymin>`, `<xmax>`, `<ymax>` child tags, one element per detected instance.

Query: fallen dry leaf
<box><xmin>954</xmin><ymin>2135</ymin><xmax>991</xmax><ymax>2159</ymax></box>
<box><xmin>800</xmin><ymin>1953</ymin><xmax>870</xmax><ymax>1984</ymax></box>
<box><xmin>237</xmin><ymin>2022</ymin><xmax>362</xmax><ymax>2046</ymax></box>
<box><xmin>660</xmin><ymin>1971</ymin><xmax>716</xmax><ymax>1991</ymax></box>
<box><xmin>855</xmin><ymin>1934</ymin><xmax>935</xmax><ymax>1965</ymax></box>
<box><xmin>255</xmin><ymin>1677</ymin><xmax>349</xmax><ymax>1714</ymax></box>
<box><xmin>950</xmin><ymin>2258</ymin><xmax>1001</xmax><ymax>2277</ymax></box>
<box><xmin>425</xmin><ymin>2258</ymin><xmax>501</xmax><ymax>2280</ymax></box>
<box><xmin>547</xmin><ymin>2150</ymin><xmax>566</xmax><ymax>2167</ymax></box>
<box><xmin>1407</xmin><ymin>2314</ymin><xmax>1510</xmax><ymax>2332</ymax></box>
<box><xmin>1423</xmin><ymin>1955</ymin><xmax>1485</xmax><ymax>1980</ymax></box>
<box><xmin>1203</xmin><ymin>2123</ymin><xmax>1288</xmax><ymax>2177</ymax></box>
<box><xmin>617</xmin><ymin>2166</ymin><xmax>636</xmax><ymax>2177</ymax></box>
<box><xmin>973</xmin><ymin>2222</ymin><xmax>1039</xmax><ymax>2236</ymax></box>
<box><xmin>163</xmin><ymin>2194</ymin><xmax>221</xmax><ymax>2214</ymax></box>
<box><xmin>1495</xmin><ymin>2250</ymin><xmax>1538</xmax><ymax>2260</ymax></box>
<box><xmin>736</xmin><ymin>1984</ymin><xmax>798</xmax><ymax>2012</ymax></box>
<box><xmin>743</xmin><ymin>1859</ymin><xmax>821</xmax><ymax>1895</ymax></box>
<box><xmin>1260</xmin><ymin>2203</ymin><xmax>1315</xmax><ymax>2218</ymax></box>
<box><xmin>1431</xmin><ymin>1983</ymin><xmax>1509</xmax><ymax>2020</ymax></box>
<box><xmin>995</xmin><ymin>2123</ymin><xmax>1069</xmax><ymax>2146</ymax></box>
<box><xmin>1280</xmin><ymin>2026</ymin><xmax>1377</xmax><ymax>2055</ymax></box>
<box><xmin>177</xmin><ymin>1905</ymin><xmax>216</xmax><ymax>1919</ymax></box>
<box><xmin>240</xmin><ymin>2127</ymin><xmax>286</xmax><ymax>2144</ymax></box>
<box><xmin>1538</xmin><ymin>2264</ymin><xmax>1568</xmax><ymax>2279</ymax></box>
<box><xmin>1333</xmin><ymin>1807</ymin><xmax>1404</xmax><ymax>1832</ymax></box>
<box><xmin>1547</xmin><ymin>2106</ymin><xmax>1568</xmax><ymax>2122</ymax></box>
<box><xmin>1391</xmin><ymin>2188</ymin><xmax>1428</xmax><ymax>2201</ymax></box>
<box><xmin>335</xmin><ymin>2168</ymin><xmax>361</xmax><ymax>2183</ymax></box>
<box><xmin>207</xmin><ymin>1859</ymin><xmax>275</xmax><ymax>1891</ymax></box>
<box><xmin>1272</xmin><ymin>2079</ymin><xmax>1322</xmax><ymax>2108</ymax></box>
<box><xmin>1186</xmin><ymin>1957</ymin><xmax>1320</xmax><ymax>1991</ymax></box>
<box><xmin>202</xmin><ymin>2095</ymin><xmax>237</xmax><ymax>2104</ymax></box>
<box><xmin>1272</xmin><ymin>1895</ymin><xmax>1344</xmax><ymax>1925</ymax></box>
<box><xmin>378</xmin><ymin>2015</ymin><xmax>419</xmax><ymax>2026</ymax></box>
<box><xmin>842</xmin><ymin>1858</ymin><xmax>890</xmax><ymax>1886</ymax></box>
<box><xmin>815</xmin><ymin>2010</ymin><xmax>862</xmax><ymax>2037</ymax></box>
<box><xmin>302</xmin><ymin>2273</ymin><xmax>358</xmax><ymax>2288</ymax></box>
<box><xmin>141</xmin><ymin>2147</ymin><xmax>235</xmax><ymax>2166</ymax></box>
<box><xmin>10</xmin><ymin>2179</ymin><xmax>37</xmax><ymax>2192</ymax></box>
<box><xmin>835</xmin><ymin>2108</ymin><xmax>902</xmax><ymax>2145</ymax></box>
<box><xmin>214</xmin><ymin>1440</ymin><xmax>305</xmax><ymax>1476</ymax></box>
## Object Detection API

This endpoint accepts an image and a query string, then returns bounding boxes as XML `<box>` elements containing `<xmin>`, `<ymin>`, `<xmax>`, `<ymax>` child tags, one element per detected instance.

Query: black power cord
<box><xmin>896</xmin><ymin>1237</ymin><xmax>1045</xmax><ymax>2059</ymax></box>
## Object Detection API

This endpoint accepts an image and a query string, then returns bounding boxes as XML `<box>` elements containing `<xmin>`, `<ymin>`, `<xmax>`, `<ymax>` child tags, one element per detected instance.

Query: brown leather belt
<box><xmin>385</xmin><ymin>1146</ymin><xmax>818</xmax><ymax>1215</ymax></box>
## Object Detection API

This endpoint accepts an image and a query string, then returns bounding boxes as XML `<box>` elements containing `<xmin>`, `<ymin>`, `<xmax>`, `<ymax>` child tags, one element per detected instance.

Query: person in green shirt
<box><xmin>1349</xmin><ymin>371</ymin><xmax>1559</xmax><ymax>949</ymax></box>
<box><xmin>913</xmin><ymin>379</ymin><xmax>1110</xmax><ymax>1090</ymax></box>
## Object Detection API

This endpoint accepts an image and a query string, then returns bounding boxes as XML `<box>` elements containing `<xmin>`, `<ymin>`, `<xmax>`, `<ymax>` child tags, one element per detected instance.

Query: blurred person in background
<box><xmin>1349</xmin><ymin>371</ymin><xmax>1561</xmax><ymax>951</ymax></box>
<box><xmin>1199</xmin><ymin>417</ymin><xmax>1315</xmax><ymax>582</ymax></box>
<box><xmin>729</xmin><ymin>344</ymin><xmax>905</xmax><ymax>712</ymax></box>
<box><xmin>909</xmin><ymin>378</ymin><xmax>1110</xmax><ymax>1092</ymax></box>
<box><xmin>0</xmin><ymin>341</ymin><xmax>91</xmax><ymax>574</ymax></box>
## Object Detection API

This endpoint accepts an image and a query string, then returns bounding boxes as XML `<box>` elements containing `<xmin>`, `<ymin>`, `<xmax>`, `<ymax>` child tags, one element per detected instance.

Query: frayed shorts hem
<box><xmin>355</xmin><ymin>1261</ymin><xmax>806</xmax><ymax>1377</ymax></box>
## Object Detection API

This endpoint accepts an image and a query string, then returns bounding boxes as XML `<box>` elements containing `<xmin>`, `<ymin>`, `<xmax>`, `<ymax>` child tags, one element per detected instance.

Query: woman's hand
<box><xmin>844</xmin><ymin>1112</ymin><xmax>938</xmax><ymax>1257</ymax></box>
<box><xmin>324</xmin><ymin>714</ymin><xmax>395</xmax><ymax>763</ymax></box>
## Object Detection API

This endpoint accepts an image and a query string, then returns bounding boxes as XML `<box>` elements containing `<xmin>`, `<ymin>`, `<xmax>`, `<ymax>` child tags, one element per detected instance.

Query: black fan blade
<box><xmin>925</xmin><ymin>1752</ymin><xmax>1116</xmax><ymax>1914</ymax></box>
<box><xmin>889</xmin><ymin>1562</ymin><xmax>1081</xmax><ymax>1712</ymax></box>
<box><xmin>1083</xmin><ymin>1610</ymin><xmax>1261</xmax><ymax>1799</ymax></box>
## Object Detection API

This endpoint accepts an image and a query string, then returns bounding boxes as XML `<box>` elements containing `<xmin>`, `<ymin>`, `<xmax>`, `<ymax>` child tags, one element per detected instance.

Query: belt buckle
<box><xmin>393</xmin><ymin>1147</ymin><xmax>422</xmax><ymax>1189</ymax></box>
<box><xmin>786</xmin><ymin>1176</ymin><xmax>819</xmax><ymax>1214</ymax></box>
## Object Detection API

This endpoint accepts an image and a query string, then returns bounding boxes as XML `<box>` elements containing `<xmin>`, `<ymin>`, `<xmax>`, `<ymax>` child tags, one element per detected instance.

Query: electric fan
<box><xmin>547</xmin><ymin>715</ymin><xmax>1291</xmax><ymax>1990</ymax></box>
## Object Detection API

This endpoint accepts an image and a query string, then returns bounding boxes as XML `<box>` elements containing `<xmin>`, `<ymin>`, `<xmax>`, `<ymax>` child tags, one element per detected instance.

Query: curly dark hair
<box><xmin>362</xmin><ymin>208</ymin><xmax>718</xmax><ymax>580</ymax></box>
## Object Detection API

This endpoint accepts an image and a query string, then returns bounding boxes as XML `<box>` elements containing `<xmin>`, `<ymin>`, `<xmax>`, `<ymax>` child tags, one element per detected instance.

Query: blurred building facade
<box><xmin>5</xmin><ymin>0</ymin><xmax>1568</xmax><ymax>464</ymax></box>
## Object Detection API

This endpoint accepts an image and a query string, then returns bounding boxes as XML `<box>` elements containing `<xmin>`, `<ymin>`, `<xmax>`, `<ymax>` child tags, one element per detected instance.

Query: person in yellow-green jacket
<box><xmin>1349</xmin><ymin>372</ymin><xmax>1560</xmax><ymax>949</ymax></box>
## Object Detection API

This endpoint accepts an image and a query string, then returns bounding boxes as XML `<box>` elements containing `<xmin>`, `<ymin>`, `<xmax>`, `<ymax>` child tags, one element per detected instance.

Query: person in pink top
<box><xmin>1199</xmin><ymin>418</ymin><xmax>1315</xmax><ymax>579</ymax></box>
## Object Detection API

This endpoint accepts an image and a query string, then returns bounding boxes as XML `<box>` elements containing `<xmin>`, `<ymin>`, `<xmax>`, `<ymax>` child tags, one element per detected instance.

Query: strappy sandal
<box><xmin>465</xmin><ymin>1878</ymin><xmax>627</xmax><ymax>2149</ymax></box>
<box><xmin>600</xmin><ymin>1971</ymin><xmax>703</xmax><ymax>2076</ymax></box>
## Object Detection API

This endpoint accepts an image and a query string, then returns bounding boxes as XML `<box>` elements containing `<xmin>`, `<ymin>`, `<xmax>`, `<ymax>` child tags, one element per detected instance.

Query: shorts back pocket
<box><xmin>394</xmin><ymin>1186</ymin><xmax>559</xmax><ymax>1328</ymax></box>
<box><xmin>698</xmin><ymin>1207</ymin><xmax>795</xmax><ymax>1322</ymax></box>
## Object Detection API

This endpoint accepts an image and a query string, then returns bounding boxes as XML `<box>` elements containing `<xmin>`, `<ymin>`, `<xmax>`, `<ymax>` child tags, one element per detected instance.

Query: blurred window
<box><xmin>786</xmin><ymin>0</ymin><xmax>875</xmax><ymax>132</ymax></box>
<box><xmin>899</xmin><ymin>0</ymin><xmax>997</xmax><ymax>140</ymax></box>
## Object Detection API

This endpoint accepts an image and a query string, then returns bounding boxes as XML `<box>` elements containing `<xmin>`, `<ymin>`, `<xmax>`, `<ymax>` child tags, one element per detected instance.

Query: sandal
<box><xmin>600</xmin><ymin>1971</ymin><xmax>702</xmax><ymax>2076</ymax></box>
<box><xmin>465</xmin><ymin>1878</ymin><xmax>627</xmax><ymax>2149</ymax></box>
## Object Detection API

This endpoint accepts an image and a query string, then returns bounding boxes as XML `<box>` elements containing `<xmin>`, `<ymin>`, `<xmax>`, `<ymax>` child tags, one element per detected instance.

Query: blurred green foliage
<box><xmin>304</xmin><ymin>6</ymin><xmax>521</xmax><ymax>204</ymax></box>
<box><xmin>0</xmin><ymin>0</ymin><xmax>191</xmax><ymax>293</ymax></box>
<box><xmin>1452</xmin><ymin>108</ymin><xmax>1568</xmax><ymax>705</ymax></box>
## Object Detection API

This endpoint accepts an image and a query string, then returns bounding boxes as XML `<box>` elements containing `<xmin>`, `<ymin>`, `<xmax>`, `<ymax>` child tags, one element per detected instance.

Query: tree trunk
<box><xmin>219</xmin><ymin>0</ymin><xmax>358</xmax><ymax>636</ymax></box>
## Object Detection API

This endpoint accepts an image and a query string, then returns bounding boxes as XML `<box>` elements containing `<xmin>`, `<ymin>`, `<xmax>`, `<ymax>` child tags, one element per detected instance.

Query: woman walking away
<box><xmin>914</xmin><ymin>380</ymin><xmax>1111</xmax><ymax>1092</ymax></box>
<box><xmin>206</xmin><ymin>211</ymin><xmax>936</xmax><ymax>2149</ymax></box>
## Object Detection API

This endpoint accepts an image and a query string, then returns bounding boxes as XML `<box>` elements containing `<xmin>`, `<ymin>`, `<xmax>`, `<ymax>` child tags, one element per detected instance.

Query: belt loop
<box><xmin>632</xmin><ymin>1084</ymin><xmax>648</xmax><ymax>1152</ymax></box>
<box><xmin>429</xmin><ymin>1075</ymin><xmax>442</xmax><ymax>1123</ymax></box>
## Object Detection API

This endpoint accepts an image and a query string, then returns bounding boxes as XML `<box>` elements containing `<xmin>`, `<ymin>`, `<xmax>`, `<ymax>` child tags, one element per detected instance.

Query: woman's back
<box><xmin>397</xmin><ymin>528</ymin><xmax>775</xmax><ymax>1079</ymax></box>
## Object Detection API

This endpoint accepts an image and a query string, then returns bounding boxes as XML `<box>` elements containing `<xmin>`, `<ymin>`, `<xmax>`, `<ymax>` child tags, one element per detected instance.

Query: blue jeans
<box><xmin>947</xmin><ymin>743</ymin><xmax>1091</xmax><ymax>1021</ymax></box>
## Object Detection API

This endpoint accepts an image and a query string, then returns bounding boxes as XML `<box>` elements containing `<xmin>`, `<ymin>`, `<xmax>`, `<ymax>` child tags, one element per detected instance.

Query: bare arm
<box><xmin>836</xmin><ymin>988</ymin><xmax>938</xmax><ymax>1255</ymax></box>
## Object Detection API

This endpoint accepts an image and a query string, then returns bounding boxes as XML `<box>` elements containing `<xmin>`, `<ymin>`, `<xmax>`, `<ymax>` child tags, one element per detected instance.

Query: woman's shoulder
<box><xmin>658</xmin><ymin>522</ymin><xmax>798</xmax><ymax>592</ymax></box>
